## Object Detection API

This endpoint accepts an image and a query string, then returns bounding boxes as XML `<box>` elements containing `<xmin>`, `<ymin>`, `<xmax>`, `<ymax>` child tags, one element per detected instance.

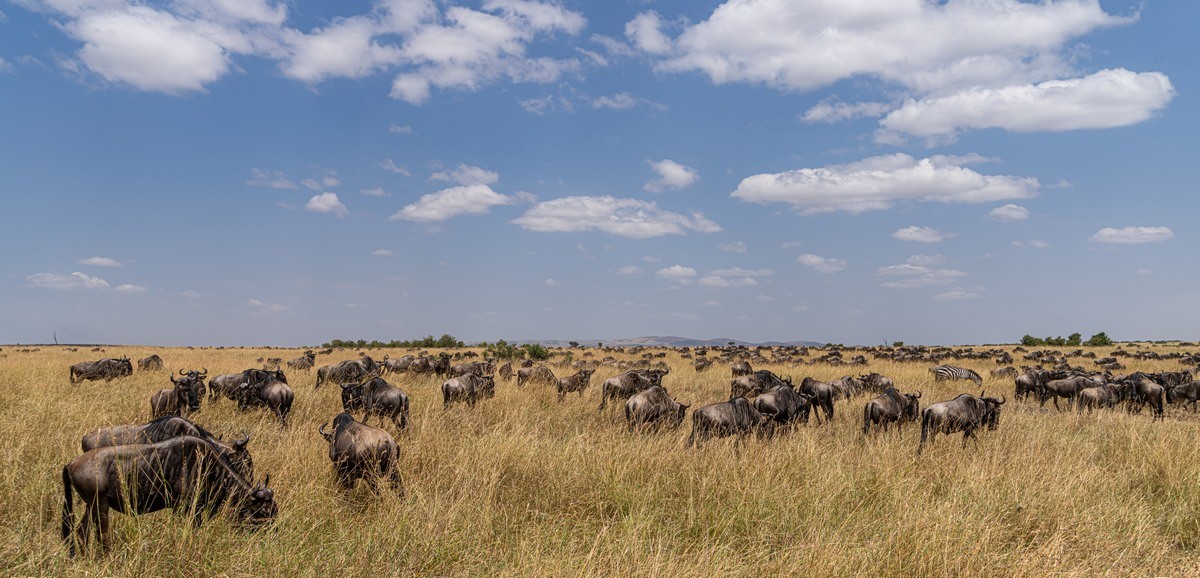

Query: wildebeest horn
<box><xmin>200</xmin><ymin>367</ymin><xmax>207</xmax><ymax>376</ymax></box>
<box><xmin>997</xmin><ymin>394</ymin><xmax>1006</xmax><ymax>405</ymax></box>
<box><xmin>915</xmin><ymin>390</ymin><xmax>922</xmax><ymax>399</ymax></box>
<box><xmin>262</xmin><ymin>473</ymin><xmax>270</xmax><ymax>488</ymax></box>
<box><xmin>318</xmin><ymin>423</ymin><xmax>328</xmax><ymax>437</ymax></box>
<box><xmin>234</xmin><ymin>433</ymin><xmax>250</xmax><ymax>448</ymax></box>
<box><xmin>179</xmin><ymin>368</ymin><xmax>188</xmax><ymax>375</ymax></box>
<box><xmin>340</xmin><ymin>383</ymin><xmax>353</xmax><ymax>389</ymax></box>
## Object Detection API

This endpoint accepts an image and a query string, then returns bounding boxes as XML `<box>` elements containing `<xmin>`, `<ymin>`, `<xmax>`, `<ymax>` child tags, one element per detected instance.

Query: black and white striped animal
<box><xmin>930</xmin><ymin>365</ymin><xmax>982</xmax><ymax>385</ymax></box>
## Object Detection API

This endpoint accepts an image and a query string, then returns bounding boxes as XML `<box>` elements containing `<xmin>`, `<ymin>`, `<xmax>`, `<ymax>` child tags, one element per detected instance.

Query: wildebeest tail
<box><xmin>862</xmin><ymin>402</ymin><xmax>871</xmax><ymax>434</ymax></box>
<box><xmin>60</xmin><ymin>466</ymin><xmax>73</xmax><ymax>543</ymax></box>
<box><xmin>917</xmin><ymin>410</ymin><xmax>932</xmax><ymax>455</ymax></box>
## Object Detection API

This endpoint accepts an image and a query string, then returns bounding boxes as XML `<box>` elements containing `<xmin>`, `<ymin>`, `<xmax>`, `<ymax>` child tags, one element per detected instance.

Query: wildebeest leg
<box><xmin>94</xmin><ymin>501</ymin><xmax>111</xmax><ymax>552</ymax></box>
<box><xmin>557</xmin><ymin>387</ymin><xmax>565</xmax><ymax>403</ymax></box>
<box><xmin>1052</xmin><ymin>396</ymin><xmax>1061</xmax><ymax>411</ymax></box>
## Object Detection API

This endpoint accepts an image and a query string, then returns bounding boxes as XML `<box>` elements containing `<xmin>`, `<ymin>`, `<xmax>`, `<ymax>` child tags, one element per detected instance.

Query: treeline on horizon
<box><xmin>1020</xmin><ymin>332</ymin><xmax>1113</xmax><ymax>347</ymax></box>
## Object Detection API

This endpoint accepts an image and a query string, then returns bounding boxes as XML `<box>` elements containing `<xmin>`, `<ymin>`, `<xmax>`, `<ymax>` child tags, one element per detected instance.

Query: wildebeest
<box><xmin>829</xmin><ymin>375</ymin><xmax>865</xmax><ymax>400</ymax></box>
<box><xmin>862</xmin><ymin>388</ymin><xmax>921</xmax><ymax>434</ymax></box>
<box><xmin>1040</xmin><ymin>376</ymin><xmax>1098</xmax><ymax>411</ymax></box>
<box><xmin>597</xmin><ymin>368</ymin><xmax>669</xmax><ymax>410</ymax></box>
<box><xmin>81</xmin><ymin>416</ymin><xmax>254</xmax><ymax>477</ymax></box>
<box><xmin>516</xmin><ymin>365</ymin><xmax>556</xmax><ymax>388</ymax></box>
<box><xmin>319</xmin><ymin>413</ymin><xmax>403</xmax><ymax>494</ymax></box>
<box><xmin>693</xmin><ymin>358</ymin><xmax>712</xmax><ymax>372</ymax></box>
<box><xmin>1078</xmin><ymin>383</ymin><xmax>1123</xmax><ymax>413</ymax></box>
<box><xmin>408</xmin><ymin>353</ymin><xmax>451</xmax><ymax>377</ymax></box>
<box><xmin>340</xmin><ymin>376</ymin><xmax>410</xmax><ymax>430</ymax></box>
<box><xmin>442</xmin><ymin>373</ymin><xmax>496</xmax><ymax>409</ymax></box>
<box><xmin>150</xmin><ymin>370</ymin><xmax>205</xmax><ymax>419</ymax></box>
<box><xmin>1125</xmin><ymin>372</ymin><xmax>1166</xmax><ymax>421</ymax></box>
<box><xmin>286</xmin><ymin>350</ymin><xmax>316</xmax><ymax>372</ymax></box>
<box><xmin>753</xmin><ymin>385</ymin><xmax>815</xmax><ymax>426</ymax></box>
<box><xmin>686</xmin><ymin>397</ymin><xmax>773</xmax><ymax>447</ymax></box>
<box><xmin>860</xmin><ymin>373</ymin><xmax>895</xmax><ymax>394</ymax></box>
<box><xmin>69</xmin><ymin>357</ymin><xmax>133</xmax><ymax>384</ymax></box>
<box><xmin>61</xmin><ymin>436</ymin><xmax>276</xmax><ymax>555</ymax></box>
<box><xmin>262</xmin><ymin>357</ymin><xmax>283</xmax><ymax>370</ymax></box>
<box><xmin>381</xmin><ymin>355</ymin><xmax>416</xmax><ymax>374</ymax></box>
<box><xmin>315</xmin><ymin>356</ymin><xmax>380</xmax><ymax>389</ymax></box>
<box><xmin>137</xmin><ymin>354</ymin><xmax>163</xmax><ymax>371</ymax></box>
<box><xmin>730</xmin><ymin>370</ymin><xmax>791</xmax><ymax>399</ymax></box>
<box><xmin>991</xmin><ymin>367</ymin><xmax>1018</xmax><ymax>379</ymax></box>
<box><xmin>451</xmin><ymin>360</ymin><xmax>494</xmax><ymax>378</ymax></box>
<box><xmin>917</xmin><ymin>393</ymin><xmax>1005</xmax><ymax>455</ymax></box>
<box><xmin>624</xmin><ymin>385</ymin><xmax>688</xmax><ymax>431</ymax></box>
<box><xmin>799</xmin><ymin>377</ymin><xmax>837</xmax><ymax>423</ymax></box>
<box><xmin>1167</xmin><ymin>381</ymin><xmax>1200</xmax><ymax>412</ymax></box>
<box><xmin>498</xmin><ymin>362</ymin><xmax>513</xmax><ymax>381</ymax></box>
<box><xmin>237</xmin><ymin>373</ymin><xmax>294</xmax><ymax>427</ymax></box>
<box><xmin>730</xmin><ymin>361</ymin><xmax>753</xmax><ymax>377</ymax></box>
<box><xmin>556</xmin><ymin>368</ymin><xmax>595</xmax><ymax>402</ymax></box>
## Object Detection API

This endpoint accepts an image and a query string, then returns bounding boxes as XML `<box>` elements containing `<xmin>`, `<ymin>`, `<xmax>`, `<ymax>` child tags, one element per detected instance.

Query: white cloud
<box><xmin>1029</xmin><ymin>239</ymin><xmax>1050</xmax><ymax>249</ymax></box>
<box><xmin>543</xmin><ymin>278</ymin><xmax>559</xmax><ymax>286</ymax></box>
<box><xmin>361</xmin><ymin>187</ymin><xmax>389</xmax><ymax>197</ymax></box>
<box><xmin>520</xmin><ymin>94</ymin><xmax>573</xmax><ymax>115</ymax></box>
<box><xmin>1089</xmin><ymin>226</ymin><xmax>1174</xmax><ymax>244</ymax></box>
<box><xmin>115</xmin><ymin>283</ymin><xmax>146</xmax><ymax>293</ymax></box>
<box><xmin>719</xmin><ymin>241</ymin><xmax>747</xmax><ymax>253</ymax></box>
<box><xmin>732</xmin><ymin>153</ymin><xmax>1039</xmax><ymax>214</ymax></box>
<box><xmin>389</xmin><ymin>123</ymin><xmax>414</xmax><ymax>134</ymax></box>
<box><xmin>305</xmin><ymin>192</ymin><xmax>349</xmax><ymax>217</ymax></box>
<box><xmin>431</xmin><ymin>163</ymin><xmax>499</xmax><ymax>186</ymax></box>
<box><xmin>372</xmin><ymin>249</ymin><xmax>394</xmax><ymax>257</ymax></box>
<box><xmin>391</xmin><ymin>184</ymin><xmax>511</xmax><ymax>222</ymax></box>
<box><xmin>512</xmin><ymin>196</ymin><xmax>721</xmax><ymax>239</ymax></box>
<box><xmin>247</xmin><ymin>168</ymin><xmax>296</xmax><ymax>189</ymax></box>
<box><xmin>877</xmin><ymin>260</ymin><xmax>968</xmax><ymax>289</ymax></box>
<box><xmin>378</xmin><ymin>159</ymin><xmax>412</xmax><ymax>176</ymax></box>
<box><xmin>906</xmin><ymin>255</ymin><xmax>945</xmax><ymax>267</ymax></box>
<box><xmin>79</xmin><ymin>256</ymin><xmax>123</xmax><ymax>267</ymax></box>
<box><xmin>642</xmin><ymin>255</ymin><xmax>661</xmax><ymax>263</ymax></box>
<box><xmin>892</xmin><ymin>226</ymin><xmax>955</xmax><ymax>244</ymax></box>
<box><xmin>614</xmin><ymin>265</ymin><xmax>643</xmax><ymax>276</ymax></box>
<box><xmin>301</xmin><ymin>175</ymin><xmax>339</xmax><ymax>190</ymax></box>
<box><xmin>880</xmin><ymin>69</ymin><xmax>1175</xmax><ymax>142</ymax></box>
<box><xmin>802</xmin><ymin>101</ymin><xmax>890</xmax><ymax>124</ymax></box>
<box><xmin>697</xmin><ymin>268</ymin><xmax>772</xmax><ymax>289</ymax></box>
<box><xmin>177</xmin><ymin>290</ymin><xmax>203</xmax><ymax>298</ymax></box>
<box><xmin>644</xmin><ymin>159</ymin><xmax>699</xmax><ymax>192</ymax></box>
<box><xmin>26</xmin><ymin>271</ymin><xmax>116</xmax><ymax>290</ymax></box>
<box><xmin>624</xmin><ymin>11</ymin><xmax>671</xmax><ymax>55</ymax></box>
<box><xmin>935</xmin><ymin>287</ymin><xmax>985</xmax><ymax>301</ymax></box>
<box><xmin>655</xmin><ymin>265</ymin><xmax>696</xmax><ymax>280</ymax></box>
<box><xmin>796</xmin><ymin>254</ymin><xmax>846</xmax><ymax>274</ymax></box>
<box><xmin>988</xmin><ymin>204</ymin><xmax>1029</xmax><ymax>223</ymax></box>
<box><xmin>592</xmin><ymin>92</ymin><xmax>665</xmax><ymax>111</ymax></box>
<box><xmin>247</xmin><ymin>298</ymin><xmax>287</xmax><ymax>315</ymax></box>
<box><xmin>753</xmin><ymin>295</ymin><xmax>774</xmax><ymax>303</ymax></box>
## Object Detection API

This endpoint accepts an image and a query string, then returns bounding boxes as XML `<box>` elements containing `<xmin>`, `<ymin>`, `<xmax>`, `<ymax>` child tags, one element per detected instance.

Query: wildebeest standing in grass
<box><xmin>799</xmin><ymin>377</ymin><xmax>837</xmax><ymax>423</ymax></box>
<box><xmin>381</xmin><ymin>354</ymin><xmax>416</xmax><ymax>374</ymax></box>
<box><xmin>1078</xmin><ymin>383</ymin><xmax>1123</xmax><ymax>413</ymax></box>
<box><xmin>451</xmin><ymin>360</ymin><xmax>495</xmax><ymax>378</ymax></box>
<box><xmin>61</xmin><ymin>436</ymin><xmax>276</xmax><ymax>556</ymax></box>
<box><xmin>624</xmin><ymin>385</ymin><xmax>688</xmax><ymax>431</ymax></box>
<box><xmin>730</xmin><ymin>361</ymin><xmax>753</xmax><ymax>377</ymax></box>
<box><xmin>498</xmin><ymin>362</ymin><xmax>513</xmax><ymax>381</ymax></box>
<box><xmin>862</xmin><ymin>388</ymin><xmax>921</xmax><ymax>434</ymax></box>
<box><xmin>315</xmin><ymin>356</ymin><xmax>380</xmax><ymax>388</ymax></box>
<box><xmin>917</xmin><ymin>393</ymin><xmax>1005</xmax><ymax>455</ymax></box>
<box><xmin>598</xmin><ymin>368</ymin><xmax>669</xmax><ymax>411</ymax></box>
<box><xmin>687</xmin><ymin>397</ymin><xmax>773</xmax><ymax>448</ymax></box>
<box><xmin>81</xmin><ymin>416</ymin><xmax>254</xmax><ymax>478</ymax></box>
<box><xmin>237</xmin><ymin>373</ymin><xmax>294</xmax><ymax>427</ymax></box>
<box><xmin>517</xmin><ymin>365</ymin><xmax>556</xmax><ymax>388</ymax></box>
<box><xmin>753</xmin><ymin>385</ymin><xmax>815</xmax><ymax>426</ymax></box>
<box><xmin>1125</xmin><ymin>373</ymin><xmax>1166</xmax><ymax>421</ymax></box>
<box><xmin>319</xmin><ymin>412</ymin><xmax>403</xmax><ymax>495</ymax></box>
<box><xmin>340</xmin><ymin>376</ymin><xmax>410</xmax><ymax>430</ymax></box>
<box><xmin>69</xmin><ymin>357</ymin><xmax>133</xmax><ymax>384</ymax></box>
<box><xmin>730</xmin><ymin>370</ymin><xmax>791</xmax><ymax>399</ymax></box>
<box><xmin>150</xmin><ymin>370</ymin><xmax>205</xmax><ymax>419</ymax></box>
<box><xmin>1039</xmin><ymin>376</ymin><xmax>1098</xmax><ymax>411</ymax></box>
<box><xmin>555</xmin><ymin>368</ymin><xmax>595</xmax><ymax>402</ymax></box>
<box><xmin>442</xmin><ymin>373</ymin><xmax>496</xmax><ymax>409</ymax></box>
<box><xmin>137</xmin><ymin>354</ymin><xmax>163</xmax><ymax>371</ymax></box>
<box><xmin>286</xmin><ymin>350</ymin><xmax>316</xmax><ymax>372</ymax></box>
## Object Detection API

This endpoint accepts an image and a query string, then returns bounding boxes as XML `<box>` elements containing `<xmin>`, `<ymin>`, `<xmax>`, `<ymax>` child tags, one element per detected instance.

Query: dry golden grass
<box><xmin>3</xmin><ymin>345</ymin><xmax>1200</xmax><ymax>577</ymax></box>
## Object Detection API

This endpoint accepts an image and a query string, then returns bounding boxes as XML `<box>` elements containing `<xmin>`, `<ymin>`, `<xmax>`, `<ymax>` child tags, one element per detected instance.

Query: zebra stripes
<box><xmin>930</xmin><ymin>364</ymin><xmax>983</xmax><ymax>385</ymax></box>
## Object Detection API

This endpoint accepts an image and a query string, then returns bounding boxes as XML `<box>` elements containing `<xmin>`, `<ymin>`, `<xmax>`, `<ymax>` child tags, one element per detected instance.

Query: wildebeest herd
<box><xmin>54</xmin><ymin>343</ymin><xmax>1199</xmax><ymax>556</ymax></box>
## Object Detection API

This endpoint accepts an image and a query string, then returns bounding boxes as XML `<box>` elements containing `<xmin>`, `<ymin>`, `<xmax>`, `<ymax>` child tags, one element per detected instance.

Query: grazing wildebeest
<box><xmin>516</xmin><ymin>365</ymin><xmax>557</xmax><ymax>388</ymax></box>
<box><xmin>263</xmin><ymin>357</ymin><xmax>283</xmax><ymax>370</ymax></box>
<box><xmin>61</xmin><ymin>436</ymin><xmax>276</xmax><ymax>556</ymax></box>
<box><xmin>598</xmin><ymin>368</ymin><xmax>669</xmax><ymax>410</ymax></box>
<box><xmin>829</xmin><ymin>375</ymin><xmax>864</xmax><ymax>400</ymax></box>
<box><xmin>1078</xmin><ymin>383</ymin><xmax>1123</xmax><ymax>413</ymax></box>
<box><xmin>753</xmin><ymin>385</ymin><xmax>816</xmax><ymax>426</ymax></box>
<box><xmin>930</xmin><ymin>365</ymin><xmax>983</xmax><ymax>386</ymax></box>
<box><xmin>138</xmin><ymin>354</ymin><xmax>163</xmax><ymax>371</ymax></box>
<box><xmin>556</xmin><ymin>368</ymin><xmax>595</xmax><ymax>402</ymax></box>
<box><xmin>730</xmin><ymin>370</ymin><xmax>791</xmax><ymax>399</ymax></box>
<box><xmin>693</xmin><ymin>358</ymin><xmax>712</xmax><ymax>372</ymax></box>
<box><xmin>917</xmin><ymin>393</ymin><xmax>1005</xmax><ymax>455</ymax></box>
<box><xmin>150</xmin><ymin>370</ymin><xmax>205</xmax><ymax>419</ymax></box>
<box><xmin>862</xmin><ymin>388</ymin><xmax>921</xmax><ymax>434</ymax></box>
<box><xmin>69</xmin><ymin>357</ymin><xmax>133</xmax><ymax>384</ymax></box>
<box><xmin>686</xmin><ymin>397</ymin><xmax>773</xmax><ymax>448</ymax></box>
<box><xmin>315</xmin><ymin>356</ymin><xmax>380</xmax><ymax>389</ymax></box>
<box><xmin>799</xmin><ymin>377</ymin><xmax>836</xmax><ymax>423</ymax></box>
<box><xmin>237</xmin><ymin>373</ymin><xmax>294</xmax><ymax>427</ymax></box>
<box><xmin>286</xmin><ymin>350</ymin><xmax>316</xmax><ymax>372</ymax></box>
<box><xmin>340</xmin><ymin>376</ymin><xmax>410</xmax><ymax>430</ymax></box>
<box><xmin>498</xmin><ymin>362</ymin><xmax>513</xmax><ymax>381</ymax></box>
<box><xmin>860</xmin><ymin>373</ymin><xmax>895</xmax><ymax>394</ymax></box>
<box><xmin>442</xmin><ymin>373</ymin><xmax>496</xmax><ymax>409</ymax></box>
<box><xmin>1040</xmin><ymin>376</ymin><xmax>1097</xmax><ymax>411</ymax></box>
<box><xmin>451</xmin><ymin>360</ymin><xmax>495</xmax><ymax>378</ymax></box>
<box><xmin>991</xmin><ymin>367</ymin><xmax>1018</xmax><ymax>379</ymax></box>
<box><xmin>1014</xmin><ymin>369</ymin><xmax>1054</xmax><ymax>402</ymax></box>
<box><xmin>1167</xmin><ymin>381</ymin><xmax>1200</xmax><ymax>412</ymax></box>
<box><xmin>381</xmin><ymin>355</ymin><xmax>416</xmax><ymax>374</ymax></box>
<box><xmin>1125</xmin><ymin>373</ymin><xmax>1166</xmax><ymax>421</ymax></box>
<box><xmin>730</xmin><ymin>361</ymin><xmax>753</xmax><ymax>377</ymax></box>
<box><xmin>81</xmin><ymin>416</ymin><xmax>254</xmax><ymax>477</ymax></box>
<box><xmin>318</xmin><ymin>412</ymin><xmax>403</xmax><ymax>495</ymax></box>
<box><xmin>208</xmin><ymin>373</ymin><xmax>243</xmax><ymax>402</ymax></box>
<box><xmin>624</xmin><ymin>385</ymin><xmax>688</xmax><ymax>431</ymax></box>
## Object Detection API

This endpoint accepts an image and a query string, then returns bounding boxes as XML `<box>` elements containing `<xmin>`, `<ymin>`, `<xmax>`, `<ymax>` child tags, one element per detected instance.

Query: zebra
<box><xmin>930</xmin><ymin>364</ymin><xmax>982</xmax><ymax>385</ymax></box>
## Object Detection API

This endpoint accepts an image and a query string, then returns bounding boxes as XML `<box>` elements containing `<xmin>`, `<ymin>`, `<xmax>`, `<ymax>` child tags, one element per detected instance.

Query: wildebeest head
<box><xmin>234</xmin><ymin>474</ymin><xmax>277</xmax><ymax>528</ymax></box>
<box><xmin>980</xmin><ymin>392</ymin><xmax>1006</xmax><ymax>430</ymax></box>
<box><xmin>482</xmin><ymin>376</ymin><xmax>496</xmax><ymax>399</ymax></box>
<box><xmin>340</xmin><ymin>382</ymin><xmax>365</xmax><ymax>411</ymax></box>
<box><xmin>170</xmin><ymin>373</ymin><xmax>202</xmax><ymax>411</ymax></box>
<box><xmin>903</xmin><ymin>390</ymin><xmax>922</xmax><ymax>421</ymax></box>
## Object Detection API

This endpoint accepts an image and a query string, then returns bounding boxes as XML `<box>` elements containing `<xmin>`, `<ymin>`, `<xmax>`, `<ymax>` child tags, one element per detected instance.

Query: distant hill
<box><xmin>508</xmin><ymin>336</ymin><xmax>825</xmax><ymax>348</ymax></box>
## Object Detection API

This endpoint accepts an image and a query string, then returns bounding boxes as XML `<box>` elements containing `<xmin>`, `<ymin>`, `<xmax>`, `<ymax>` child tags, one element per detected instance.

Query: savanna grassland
<box><xmin>3</xmin><ymin>344</ymin><xmax>1200</xmax><ymax>577</ymax></box>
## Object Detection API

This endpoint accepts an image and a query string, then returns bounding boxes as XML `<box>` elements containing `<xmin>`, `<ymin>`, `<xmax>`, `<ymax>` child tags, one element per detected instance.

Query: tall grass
<box><xmin>3</xmin><ymin>345</ymin><xmax>1200</xmax><ymax>576</ymax></box>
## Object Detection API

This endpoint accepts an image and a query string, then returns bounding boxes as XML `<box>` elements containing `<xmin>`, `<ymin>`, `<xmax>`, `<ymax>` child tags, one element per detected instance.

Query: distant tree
<box><xmin>1066</xmin><ymin>333</ymin><xmax>1082</xmax><ymax>346</ymax></box>
<box><xmin>892</xmin><ymin>341</ymin><xmax>905</xmax><ymax>347</ymax></box>
<box><xmin>522</xmin><ymin>343</ymin><xmax>551</xmax><ymax>360</ymax></box>
<box><xmin>1086</xmin><ymin>332</ymin><xmax>1113</xmax><ymax>347</ymax></box>
<box><xmin>483</xmin><ymin>340</ymin><xmax>524</xmax><ymax>360</ymax></box>
<box><xmin>568</xmin><ymin>341</ymin><xmax>580</xmax><ymax>348</ymax></box>
<box><xmin>1021</xmin><ymin>335</ymin><xmax>1045</xmax><ymax>346</ymax></box>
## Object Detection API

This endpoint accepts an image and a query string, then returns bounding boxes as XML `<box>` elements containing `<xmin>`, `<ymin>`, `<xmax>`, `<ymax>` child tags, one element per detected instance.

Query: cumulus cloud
<box><xmin>732</xmin><ymin>153</ymin><xmax>1039</xmax><ymax>214</ymax></box>
<box><xmin>543</xmin><ymin>278</ymin><xmax>559</xmax><ymax>286</ymax></box>
<box><xmin>877</xmin><ymin>257</ymin><xmax>968</xmax><ymax>289</ymax></box>
<box><xmin>935</xmin><ymin>286</ymin><xmax>985</xmax><ymax>301</ymax></box>
<box><xmin>697</xmin><ymin>267</ymin><xmax>772</xmax><ymax>288</ymax></box>
<box><xmin>644</xmin><ymin>159</ymin><xmax>699</xmax><ymax>192</ymax></box>
<box><xmin>655</xmin><ymin>265</ymin><xmax>697</xmax><ymax>280</ymax></box>
<box><xmin>892</xmin><ymin>226</ymin><xmax>955</xmax><ymax>244</ymax></box>
<box><xmin>247</xmin><ymin>168</ymin><xmax>296</xmax><ymax>189</ymax></box>
<box><xmin>115</xmin><ymin>283</ymin><xmax>146</xmax><ymax>293</ymax></box>
<box><xmin>880</xmin><ymin>69</ymin><xmax>1174</xmax><ymax>142</ymax></box>
<box><xmin>592</xmin><ymin>92</ymin><xmax>665</xmax><ymax>111</ymax></box>
<box><xmin>378</xmin><ymin>159</ymin><xmax>412</xmax><ymax>176</ymax></box>
<box><xmin>389</xmin><ymin>123</ymin><xmax>414</xmax><ymax>134</ymax></box>
<box><xmin>1089</xmin><ymin>226</ymin><xmax>1174</xmax><ymax>244</ymax></box>
<box><xmin>431</xmin><ymin>163</ymin><xmax>500</xmax><ymax>187</ymax></box>
<box><xmin>511</xmin><ymin>196</ymin><xmax>721</xmax><ymax>239</ymax></box>
<box><xmin>79</xmin><ymin>256</ymin><xmax>123</xmax><ymax>267</ymax></box>
<box><xmin>360</xmin><ymin>187</ymin><xmax>389</xmax><ymax>197</ymax></box>
<box><xmin>988</xmin><ymin>204</ymin><xmax>1029</xmax><ymax>223</ymax></box>
<box><xmin>796</xmin><ymin>254</ymin><xmax>846</xmax><ymax>274</ymax></box>
<box><xmin>802</xmin><ymin>101</ymin><xmax>890</xmax><ymax>124</ymax></box>
<box><xmin>247</xmin><ymin>298</ymin><xmax>288</xmax><ymax>315</ymax></box>
<box><xmin>391</xmin><ymin>184</ymin><xmax>512</xmax><ymax>222</ymax></box>
<box><xmin>614</xmin><ymin>265</ymin><xmax>643</xmax><ymax>276</ymax></box>
<box><xmin>1011</xmin><ymin>239</ymin><xmax>1050</xmax><ymax>249</ymax></box>
<box><xmin>372</xmin><ymin>249</ymin><xmax>394</xmax><ymax>257</ymax></box>
<box><xmin>305</xmin><ymin>192</ymin><xmax>349</xmax><ymax>217</ymax></box>
<box><xmin>25</xmin><ymin>271</ymin><xmax>145</xmax><ymax>292</ymax></box>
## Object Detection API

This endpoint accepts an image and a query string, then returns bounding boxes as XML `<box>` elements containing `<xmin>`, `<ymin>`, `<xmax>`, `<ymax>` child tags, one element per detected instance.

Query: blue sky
<box><xmin>1</xmin><ymin>0</ymin><xmax>1195</xmax><ymax>346</ymax></box>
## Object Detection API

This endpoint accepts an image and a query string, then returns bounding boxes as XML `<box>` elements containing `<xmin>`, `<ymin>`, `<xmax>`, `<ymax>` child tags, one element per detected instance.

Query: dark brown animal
<box><xmin>81</xmin><ymin>416</ymin><xmax>253</xmax><ymax>477</ymax></box>
<box><xmin>917</xmin><ymin>393</ymin><xmax>1005</xmax><ymax>455</ymax></box>
<box><xmin>555</xmin><ymin>368</ymin><xmax>595</xmax><ymax>402</ymax></box>
<box><xmin>318</xmin><ymin>413</ymin><xmax>403</xmax><ymax>494</ymax></box>
<box><xmin>753</xmin><ymin>385</ymin><xmax>815</xmax><ymax>426</ymax></box>
<box><xmin>138</xmin><ymin>355</ymin><xmax>163</xmax><ymax>371</ymax></box>
<box><xmin>686</xmin><ymin>397</ymin><xmax>773</xmax><ymax>447</ymax></box>
<box><xmin>862</xmin><ymin>388</ymin><xmax>921</xmax><ymax>434</ymax></box>
<box><xmin>150</xmin><ymin>372</ymin><xmax>203</xmax><ymax>419</ymax></box>
<box><xmin>597</xmin><ymin>369</ymin><xmax>669</xmax><ymax>410</ymax></box>
<box><xmin>340</xmin><ymin>376</ymin><xmax>410</xmax><ymax>430</ymax></box>
<box><xmin>517</xmin><ymin>365</ymin><xmax>556</xmax><ymax>388</ymax></box>
<box><xmin>624</xmin><ymin>385</ymin><xmax>688</xmax><ymax>431</ymax></box>
<box><xmin>69</xmin><ymin>357</ymin><xmax>133</xmax><ymax>384</ymax></box>
<box><xmin>442</xmin><ymin>374</ymin><xmax>496</xmax><ymax>408</ymax></box>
